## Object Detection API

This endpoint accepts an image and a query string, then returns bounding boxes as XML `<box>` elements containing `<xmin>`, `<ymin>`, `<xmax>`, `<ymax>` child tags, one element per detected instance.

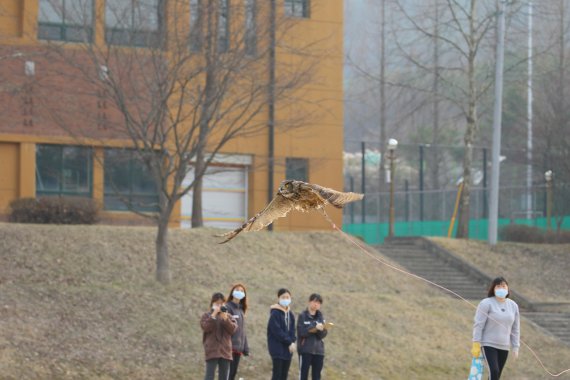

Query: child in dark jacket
<box><xmin>297</xmin><ymin>293</ymin><xmax>327</xmax><ymax>380</ymax></box>
<box><xmin>226</xmin><ymin>283</ymin><xmax>249</xmax><ymax>380</ymax></box>
<box><xmin>200</xmin><ymin>292</ymin><xmax>238</xmax><ymax>380</ymax></box>
<box><xmin>267</xmin><ymin>288</ymin><xmax>296</xmax><ymax>380</ymax></box>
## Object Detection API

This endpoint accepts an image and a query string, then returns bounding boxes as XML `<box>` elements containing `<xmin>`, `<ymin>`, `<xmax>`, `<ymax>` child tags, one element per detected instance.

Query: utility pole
<box><xmin>379</xmin><ymin>0</ymin><xmax>387</xmax><ymax>194</ymax></box>
<box><xmin>267</xmin><ymin>0</ymin><xmax>276</xmax><ymax>231</ymax></box>
<box><xmin>488</xmin><ymin>0</ymin><xmax>507</xmax><ymax>245</ymax></box>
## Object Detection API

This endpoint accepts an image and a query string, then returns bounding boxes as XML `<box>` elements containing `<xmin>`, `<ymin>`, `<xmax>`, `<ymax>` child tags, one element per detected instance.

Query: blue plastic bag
<box><xmin>468</xmin><ymin>355</ymin><xmax>484</xmax><ymax>380</ymax></box>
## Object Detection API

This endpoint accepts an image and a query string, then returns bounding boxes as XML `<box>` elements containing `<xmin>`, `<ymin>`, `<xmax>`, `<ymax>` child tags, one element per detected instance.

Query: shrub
<box><xmin>499</xmin><ymin>223</ymin><xmax>570</xmax><ymax>244</ymax></box>
<box><xmin>9</xmin><ymin>197</ymin><xmax>99</xmax><ymax>225</ymax></box>
<box><xmin>543</xmin><ymin>229</ymin><xmax>570</xmax><ymax>244</ymax></box>
<box><xmin>499</xmin><ymin>224</ymin><xmax>544</xmax><ymax>243</ymax></box>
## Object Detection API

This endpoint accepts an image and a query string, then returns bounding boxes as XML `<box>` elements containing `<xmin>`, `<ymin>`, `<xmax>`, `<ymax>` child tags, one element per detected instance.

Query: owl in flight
<box><xmin>218</xmin><ymin>180</ymin><xmax>364</xmax><ymax>243</ymax></box>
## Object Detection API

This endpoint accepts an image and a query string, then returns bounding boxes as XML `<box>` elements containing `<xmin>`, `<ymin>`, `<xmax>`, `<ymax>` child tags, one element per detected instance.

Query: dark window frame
<box><xmin>103</xmin><ymin>148</ymin><xmax>159</xmax><ymax>212</ymax></box>
<box><xmin>37</xmin><ymin>0</ymin><xmax>94</xmax><ymax>43</ymax></box>
<box><xmin>35</xmin><ymin>144</ymin><xmax>93</xmax><ymax>197</ymax></box>
<box><xmin>189</xmin><ymin>0</ymin><xmax>203</xmax><ymax>51</ymax></box>
<box><xmin>285</xmin><ymin>157</ymin><xmax>309</xmax><ymax>182</ymax></box>
<box><xmin>244</xmin><ymin>0</ymin><xmax>257</xmax><ymax>55</ymax></box>
<box><xmin>284</xmin><ymin>0</ymin><xmax>310</xmax><ymax>18</ymax></box>
<box><xmin>218</xmin><ymin>0</ymin><xmax>230</xmax><ymax>52</ymax></box>
<box><xmin>105</xmin><ymin>0</ymin><xmax>164</xmax><ymax>48</ymax></box>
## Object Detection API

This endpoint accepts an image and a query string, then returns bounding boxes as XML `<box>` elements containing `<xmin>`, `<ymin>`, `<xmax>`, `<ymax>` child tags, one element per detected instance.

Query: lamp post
<box><xmin>387</xmin><ymin>138</ymin><xmax>398</xmax><ymax>239</ymax></box>
<box><xmin>545</xmin><ymin>170</ymin><xmax>553</xmax><ymax>230</ymax></box>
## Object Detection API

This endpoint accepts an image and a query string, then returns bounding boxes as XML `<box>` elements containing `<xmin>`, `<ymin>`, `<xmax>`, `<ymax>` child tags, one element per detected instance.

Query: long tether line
<box><xmin>320</xmin><ymin>211</ymin><xmax>570</xmax><ymax>377</ymax></box>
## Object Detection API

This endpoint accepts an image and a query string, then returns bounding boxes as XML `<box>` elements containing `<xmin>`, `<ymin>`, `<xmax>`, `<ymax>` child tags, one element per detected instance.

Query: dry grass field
<box><xmin>1</xmin><ymin>223</ymin><xmax>569</xmax><ymax>379</ymax></box>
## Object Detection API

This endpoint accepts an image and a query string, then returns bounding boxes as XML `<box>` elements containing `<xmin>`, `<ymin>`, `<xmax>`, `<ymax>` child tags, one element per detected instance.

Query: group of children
<box><xmin>201</xmin><ymin>277</ymin><xmax>519</xmax><ymax>380</ymax></box>
<box><xmin>200</xmin><ymin>284</ymin><xmax>328</xmax><ymax>380</ymax></box>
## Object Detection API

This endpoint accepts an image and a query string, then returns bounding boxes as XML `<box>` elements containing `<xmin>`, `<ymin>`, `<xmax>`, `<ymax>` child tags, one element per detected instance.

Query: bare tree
<box><xmin>35</xmin><ymin>0</ymin><xmax>316</xmax><ymax>283</ymax></box>
<box><xmin>392</xmin><ymin>0</ymin><xmax>500</xmax><ymax>238</ymax></box>
<box><xmin>532</xmin><ymin>0</ymin><xmax>570</xmax><ymax>230</ymax></box>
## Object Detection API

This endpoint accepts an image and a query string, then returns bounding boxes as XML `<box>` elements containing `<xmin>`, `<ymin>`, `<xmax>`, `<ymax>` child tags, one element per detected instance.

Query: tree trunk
<box><xmin>191</xmin><ymin>5</ymin><xmax>217</xmax><ymax>228</ymax></box>
<box><xmin>456</xmin><ymin>130</ymin><xmax>474</xmax><ymax>238</ymax></box>
<box><xmin>155</xmin><ymin>217</ymin><xmax>171</xmax><ymax>284</ymax></box>
<box><xmin>191</xmin><ymin>149</ymin><xmax>205</xmax><ymax>227</ymax></box>
<box><xmin>430</xmin><ymin>0</ymin><xmax>441</xmax><ymax>191</ymax></box>
<box><xmin>456</xmin><ymin>0</ymin><xmax>477</xmax><ymax>239</ymax></box>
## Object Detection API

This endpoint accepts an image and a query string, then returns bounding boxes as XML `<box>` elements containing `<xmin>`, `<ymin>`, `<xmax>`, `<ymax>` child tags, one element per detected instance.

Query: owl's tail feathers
<box><xmin>328</xmin><ymin>191</ymin><xmax>364</xmax><ymax>208</ymax></box>
<box><xmin>216</xmin><ymin>228</ymin><xmax>243</xmax><ymax>244</ymax></box>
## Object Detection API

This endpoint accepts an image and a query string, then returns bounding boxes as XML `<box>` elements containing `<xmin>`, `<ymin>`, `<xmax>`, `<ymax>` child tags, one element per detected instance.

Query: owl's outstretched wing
<box><xmin>304</xmin><ymin>182</ymin><xmax>364</xmax><ymax>208</ymax></box>
<box><xmin>218</xmin><ymin>194</ymin><xmax>294</xmax><ymax>244</ymax></box>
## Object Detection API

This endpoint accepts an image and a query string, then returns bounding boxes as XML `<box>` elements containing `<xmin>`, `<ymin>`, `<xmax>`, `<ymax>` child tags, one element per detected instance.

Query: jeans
<box><xmin>271</xmin><ymin>358</ymin><xmax>292</xmax><ymax>380</ymax></box>
<box><xmin>299</xmin><ymin>353</ymin><xmax>324</xmax><ymax>380</ymax></box>
<box><xmin>204</xmin><ymin>358</ymin><xmax>230</xmax><ymax>380</ymax></box>
<box><xmin>228</xmin><ymin>353</ymin><xmax>241</xmax><ymax>380</ymax></box>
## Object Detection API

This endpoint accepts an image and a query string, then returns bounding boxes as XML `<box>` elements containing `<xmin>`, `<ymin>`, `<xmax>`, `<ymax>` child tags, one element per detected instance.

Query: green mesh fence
<box><xmin>342</xmin><ymin>216</ymin><xmax>570</xmax><ymax>245</ymax></box>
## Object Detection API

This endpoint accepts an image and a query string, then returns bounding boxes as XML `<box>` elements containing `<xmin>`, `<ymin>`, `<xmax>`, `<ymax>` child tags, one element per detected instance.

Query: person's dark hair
<box><xmin>309</xmin><ymin>293</ymin><xmax>323</xmax><ymax>304</ymax></box>
<box><xmin>277</xmin><ymin>288</ymin><xmax>291</xmax><ymax>298</ymax></box>
<box><xmin>210</xmin><ymin>292</ymin><xmax>226</xmax><ymax>307</ymax></box>
<box><xmin>227</xmin><ymin>283</ymin><xmax>248</xmax><ymax>313</ymax></box>
<box><xmin>487</xmin><ymin>277</ymin><xmax>510</xmax><ymax>298</ymax></box>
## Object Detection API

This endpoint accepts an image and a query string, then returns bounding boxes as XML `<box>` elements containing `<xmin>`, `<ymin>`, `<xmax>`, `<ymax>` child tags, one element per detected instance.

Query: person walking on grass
<box><xmin>297</xmin><ymin>293</ymin><xmax>327</xmax><ymax>380</ymax></box>
<box><xmin>267</xmin><ymin>288</ymin><xmax>297</xmax><ymax>380</ymax></box>
<box><xmin>201</xmin><ymin>292</ymin><xmax>238</xmax><ymax>380</ymax></box>
<box><xmin>472</xmin><ymin>277</ymin><xmax>520</xmax><ymax>380</ymax></box>
<box><xmin>226</xmin><ymin>283</ymin><xmax>249</xmax><ymax>380</ymax></box>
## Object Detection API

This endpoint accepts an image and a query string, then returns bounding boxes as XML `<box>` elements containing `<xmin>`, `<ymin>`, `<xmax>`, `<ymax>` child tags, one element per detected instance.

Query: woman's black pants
<box><xmin>483</xmin><ymin>346</ymin><xmax>509</xmax><ymax>380</ymax></box>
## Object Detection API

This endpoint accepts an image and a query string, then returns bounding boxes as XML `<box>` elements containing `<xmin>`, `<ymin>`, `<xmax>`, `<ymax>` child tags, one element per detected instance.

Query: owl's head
<box><xmin>278</xmin><ymin>180</ymin><xmax>298</xmax><ymax>198</ymax></box>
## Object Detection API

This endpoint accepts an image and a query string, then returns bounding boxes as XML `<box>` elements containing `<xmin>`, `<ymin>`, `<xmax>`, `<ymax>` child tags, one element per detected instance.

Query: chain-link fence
<box><xmin>343</xmin><ymin>141</ymin><xmax>570</xmax><ymax>242</ymax></box>
<box><xmin>343</xmin><ymin>185</ymin><xmax>549</xmax><ymax>225</ymax></box>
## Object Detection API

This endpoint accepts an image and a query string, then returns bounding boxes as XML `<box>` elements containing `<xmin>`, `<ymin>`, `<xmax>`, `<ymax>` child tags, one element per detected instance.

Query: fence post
<box><xmin>361</xmin><ymin>141</ymin><xmax>366</xmax><ymax>224</ymax></box>
<box><xmin>350</xmin><ymin>176</ymin><xmax>355</xmax><ymax>224</ymax></box>
<box><xmin>419</xmin><ymin>145</ymin><xmax>424</xmax><ymax>221</ymax></box>
<box><xmin>483</xmin><ymin>148</ymin><xmax>488</xmax><ymax>218</ymax></box>
<box><xmin>405</xmin><ymin>180</ymin><xmax>409</xmax><ymax>222</ymax></box>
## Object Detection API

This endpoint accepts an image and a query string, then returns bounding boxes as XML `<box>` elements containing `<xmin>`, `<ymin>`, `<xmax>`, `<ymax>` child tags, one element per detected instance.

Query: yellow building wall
<box><xmin>0</xmin><ymin>143</ymin><xmax>19</xmax><ymax>217</ymax></box>
<box><xmin>0</xmin><ymin>0</ymin><xmax>344</xmax><ymax>231</ymax></box>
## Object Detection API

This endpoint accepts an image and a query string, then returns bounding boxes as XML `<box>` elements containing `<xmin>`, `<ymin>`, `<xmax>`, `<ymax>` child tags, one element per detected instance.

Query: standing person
<box><xmin>472</xmin><ymin>277</ymin><xmax>520</xmax><ymax>380</ymax></box>
<box><xmin>200</xmin><ymin>292</ymin><xmax>238</xmax><ymax>380</ymax></box>
<box><xmin>226</xmin><ymin>283</ymin><xmax>249</xmax><ymax>380</ymax></box>
<box><xmin>267</xmin><ymin>288</ymin><xmax>297</xmax><ymax>380</ymax></box>
<box><xmin>297</xmin><ymin>293</ymin><xmax>327</xmax><ymax>380</ymax></box>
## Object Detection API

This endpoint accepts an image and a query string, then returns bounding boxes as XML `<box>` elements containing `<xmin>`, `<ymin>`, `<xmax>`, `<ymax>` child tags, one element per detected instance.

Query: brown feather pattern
<box><xmin>218</xmin><ymin>180</ymin><xmax>364</xmax><ymax>243</ymax></box>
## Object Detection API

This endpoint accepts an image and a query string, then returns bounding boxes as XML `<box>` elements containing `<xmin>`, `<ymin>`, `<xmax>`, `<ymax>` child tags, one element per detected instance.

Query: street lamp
<box><xmin>387</xmin><ymin>138</ymin><xmax>398</xmax><ymax>239</ymax></box>
<box><xmin>545</xmin><ymin>170</ymin><xmax>553</xmax><ymax>230</ymax></box>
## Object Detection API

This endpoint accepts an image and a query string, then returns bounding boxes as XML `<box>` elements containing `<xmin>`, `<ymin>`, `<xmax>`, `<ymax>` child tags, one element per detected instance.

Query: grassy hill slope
<box><xmin>431</xmin><ymin>237</ymin><xmax>570</xmax><ymax>303</ymax></box>
<box><xmin>1</xmin><ymin>223</ymin><xmax>569</xmax><ymax>379</ymax></box>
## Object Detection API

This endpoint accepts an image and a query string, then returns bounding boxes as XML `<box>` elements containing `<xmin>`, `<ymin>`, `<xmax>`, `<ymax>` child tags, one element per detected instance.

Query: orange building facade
<box><xmin>0</xmin><ymin>0</ymin><xmax>344</xmax><ymax>231</ymax></box>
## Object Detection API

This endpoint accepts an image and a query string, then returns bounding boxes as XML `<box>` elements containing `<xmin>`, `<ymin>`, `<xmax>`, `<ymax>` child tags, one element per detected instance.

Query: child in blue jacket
<box><xmin>267</xmin><ymin>288</ymin><xmax>296</xmax><ymax>380</ymax></box>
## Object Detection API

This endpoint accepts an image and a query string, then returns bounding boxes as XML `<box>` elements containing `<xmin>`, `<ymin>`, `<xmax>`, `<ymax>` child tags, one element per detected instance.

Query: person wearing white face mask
<box><xmin>472</xmin><ymin>277</ymin><xmax>520</xmax><ymax>380</ymax></box>
<box><xmin>267</xmin><ymin>288</ymin><xmax>297</xmax><ymax>380</ymax></box>
<box><xmin>226</xmin><ymin>283</ymin><xmax>249</xmax><ymax>380</ymax></box>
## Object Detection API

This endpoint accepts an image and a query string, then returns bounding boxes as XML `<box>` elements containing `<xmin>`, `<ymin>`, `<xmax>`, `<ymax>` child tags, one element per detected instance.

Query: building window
<box><xmin>284</xmin><ymin>0</ymin><xmax>309</xmax><ymax>18</ymax></box>
<box><xmin>218</xmin><ymin>0</ymin><xmax>230</xmax><ymax>52</ymax></box>
<box><xmin>286</xmin><ymin>158</ymin><xmax>308</xmax><ymax>182</ymax></box>
<box><xmin>244</xmin><ymin>0</ymin><xmax>256</xmax><ymax>55</ymax></box>
<box><xmin>36</xmin><ymin>145</ymin><xmax>92</xmax><ymax>196</ymax></box>
<box><xmin>104</xmin><ymin>149</ymin><xmax>159</xmax><ymax>212</ymax></box>
<box><xmin>105</xmin><ymin>0</ymin><xmax>163</xmax><ymax>47</ymax></box>
<box><xmin>189</xmin><ymin>0</ymin><xmax>202</xmax><ymax>51</ymax></box>
<box><xmin>38</xmin><ymin>0</ymin><xmax>93</xmax><ymax>42</ymax></box>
